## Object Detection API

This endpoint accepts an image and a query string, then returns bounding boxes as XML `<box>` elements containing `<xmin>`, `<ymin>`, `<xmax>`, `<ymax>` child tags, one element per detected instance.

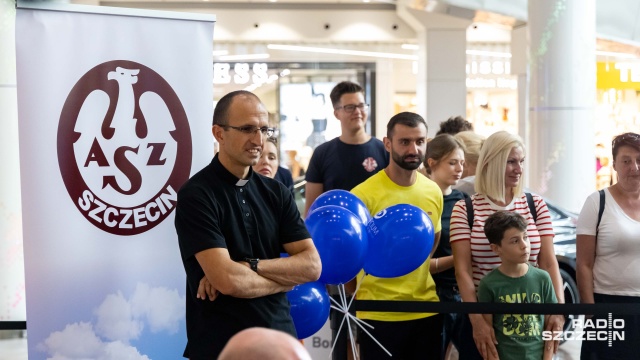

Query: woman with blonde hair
<box><xmin>449</xmin><ymin>131</ymin><xmax>565</xmax><ymax>359</ymax></box>
<box><xmin>453</xmin><ymin>130</ymin><xmax>485</xmax><ymax>195</ymax></box>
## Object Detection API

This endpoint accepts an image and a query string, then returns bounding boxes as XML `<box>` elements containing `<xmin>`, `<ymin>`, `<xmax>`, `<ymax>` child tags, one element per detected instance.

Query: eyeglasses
<box><xmin>336</xmin><ymin>103</ymin><xmax>370</xmax><ymax>113</ymax></box>
<box><xmin>220</xmin><ymin>125</ymin><xmax>275</xmax><ymax>137</ymax></box>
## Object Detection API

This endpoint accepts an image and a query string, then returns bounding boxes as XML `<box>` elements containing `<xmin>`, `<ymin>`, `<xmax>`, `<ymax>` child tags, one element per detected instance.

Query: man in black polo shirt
<box><xmin>175</xmin><ymin>90</ymin><xmax>322</xmax><ymax>360</ymax></box>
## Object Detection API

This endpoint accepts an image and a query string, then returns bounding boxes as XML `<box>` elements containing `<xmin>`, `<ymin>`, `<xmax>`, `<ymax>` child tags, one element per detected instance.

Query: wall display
<box><xmin>466</xmin><ymin>90</ymin><xmax>518</xmax><ymax>138</ymax></box>
<box><xmin>16</xmin><ymin>4</ymin><xmax>214</xmax><ymax>358</ymax></box>
<box><xmin>279</xmin><ymin>82</ymin><xmax>342</xmax><ymax>177</ymax></box>
<box><xmin>595</xmin><ymin>62</ymin><xmax>640</xmax><ymax>189</ymax></box>
<box><xmin>594</xmin><ymin>88</ymin><xmax>640</xmax><ymax>189</ymax></box>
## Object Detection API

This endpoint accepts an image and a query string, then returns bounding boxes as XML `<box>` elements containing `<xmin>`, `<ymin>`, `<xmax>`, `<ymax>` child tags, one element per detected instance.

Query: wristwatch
<box><xmin>245</xmin><ymin>258</ymin><xmax>259</xmax><ymax>272</ymax></box>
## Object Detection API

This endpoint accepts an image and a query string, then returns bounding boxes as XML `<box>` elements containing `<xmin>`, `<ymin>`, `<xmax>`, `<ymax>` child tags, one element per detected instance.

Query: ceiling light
<box><xmin>217</xmin><ymin>53</ymin><xmax>270</xmax><ymax>61</ymax></box>
<box><xmin>402</xmin><ymin>44</ymin><xmax>419</xmax><ymax>50</ymax></box>
<box><xmin>267</xmin><ymin>44</ymin><xmax>418</xmax><ymax>60</ymax></box>
<box><xmin>596</xmin><ymin>50</ymin><xmax>637</xmax><ymax>59</ymax></box>
<box><xmin>466</xmin><ymin>50</ymin><xmax>512</xmax><ymax>58</ymax></box>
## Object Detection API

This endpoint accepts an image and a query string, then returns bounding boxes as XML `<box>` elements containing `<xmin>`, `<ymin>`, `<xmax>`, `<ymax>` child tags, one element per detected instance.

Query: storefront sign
<box><xmin>597</xmin><ymin>62</ymin><xmax>640</xmax><ymax>89</ymax></box>
<box><xmin>466</xmin><ymin>77</ymin><xmax>517</xmax><ymax>89</ymax></box>
<box><xmin>213</xmin><ymin>62</ymin><xmax>269</xmax><ymax>85</ymax></box>
<box><xmin>466</xmin><ymin>60</ymin><xmax>511</xmax><ymax>75</ymax></box>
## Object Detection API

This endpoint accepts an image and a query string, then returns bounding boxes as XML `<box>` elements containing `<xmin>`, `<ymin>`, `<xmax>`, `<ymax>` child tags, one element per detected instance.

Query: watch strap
<box><xmin>245</xmin><ymin>257</ymin><xmax>259</xmax><ymax>272</ymax></box>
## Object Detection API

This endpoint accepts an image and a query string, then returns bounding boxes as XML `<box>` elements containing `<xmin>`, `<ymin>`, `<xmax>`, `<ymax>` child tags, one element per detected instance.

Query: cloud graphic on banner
<box><xmin>95</xmin><ymin>291</ymin><xmax>144</xmax><ymax>342</ymax></box>
<box><xmin>41</xmin><ymin>283</ymin><xmax>184</xmax><ymax>359</ymax></box>
<box><xmin>129</xmin><ymin>282</ymin><xmax>183</xmax><ymax>334</ymax></box>
<box><xmin>41</xmin><ymin>322</ymin><xmax>149</xmax><ymax>360</ymax></box>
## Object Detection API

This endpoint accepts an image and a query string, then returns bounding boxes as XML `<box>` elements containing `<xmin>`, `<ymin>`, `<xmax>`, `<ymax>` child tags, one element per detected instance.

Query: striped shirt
<box><xmin>449</xmin><ymin>193</ymin><xmax>555</xmax><ymax>287</ymax></box>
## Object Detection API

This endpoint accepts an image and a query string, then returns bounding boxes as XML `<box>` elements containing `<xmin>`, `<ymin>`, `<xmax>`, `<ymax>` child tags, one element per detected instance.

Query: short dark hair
<box><xmin>435</xmin><ymin>116</ymin><xmax>474</xmax><ymax>136</ymax></box>
<box><xmin>329</xmin><ymin>81</ymin><xmax>364</xmax><ymax>108</ymax></box>
<box><xmin>612</xmin><ymin>132</ymin><xmax>640</xmax><ymax>160</ymax></box>
<box><xmin>424</xmin><ymin>134</ymin><xmax>466</xmax><ymax>175</ymax></box>
<box><xmin>212</xmin><ymin>90</ymin><xmax>259</xmax><ymax>126</ymax></box>
<box><xmin>386</xmin><ymin>112</ymin><xmax>428</xmax><ymax>138</ymax></box>
<box><xmin>484</xmin><ymin>211</ymin><xmax>528</xmax><ymax>246</ymax></box>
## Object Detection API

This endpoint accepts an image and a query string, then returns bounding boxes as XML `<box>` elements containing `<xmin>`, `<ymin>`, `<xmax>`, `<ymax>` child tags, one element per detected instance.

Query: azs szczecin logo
<box><xmin>57</xmin><ymin>60</ymin><xmax>192</xmax><ymax>236</ymax></box>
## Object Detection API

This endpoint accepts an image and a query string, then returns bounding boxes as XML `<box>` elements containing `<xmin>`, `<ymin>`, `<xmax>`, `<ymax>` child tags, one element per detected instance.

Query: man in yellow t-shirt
<box><xmin>350</xmin><ymin>111</ymin><xmax>443</xmax><ymax>359</ymax></box>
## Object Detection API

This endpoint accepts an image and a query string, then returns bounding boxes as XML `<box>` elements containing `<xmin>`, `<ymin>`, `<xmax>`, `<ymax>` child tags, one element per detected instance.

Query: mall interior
<box><xmin>1</xmin><ymin>0</ymin><xmax>640</xmax><ymax>359</ymax></box>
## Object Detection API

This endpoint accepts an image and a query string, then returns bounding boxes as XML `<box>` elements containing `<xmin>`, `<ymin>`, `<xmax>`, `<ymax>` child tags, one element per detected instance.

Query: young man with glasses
<box><xmin>304</xmin><ymin>81</ymin><xmax>389</xmax><ymax>360</ymax></box>
<box><xmin>304</xmin><ymin>81</ymin><xmax>389</xmax><ymax>214</ymax></box>
<box><xmin>175</xmin><ymin>90</ymin><xmax>322</xmax><ymax>359</ymax></box>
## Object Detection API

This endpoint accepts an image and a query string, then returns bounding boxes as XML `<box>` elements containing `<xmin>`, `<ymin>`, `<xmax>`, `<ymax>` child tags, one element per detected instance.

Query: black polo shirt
<box><xmin>175</xmin><ymin>154</ymin><xmax>310</xmax><ymax>359</ymax></box>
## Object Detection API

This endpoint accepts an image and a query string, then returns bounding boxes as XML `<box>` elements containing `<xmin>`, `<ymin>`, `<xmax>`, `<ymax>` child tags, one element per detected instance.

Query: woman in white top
<box><xmin>449</xmin><ymin>131</ymin><xmax>565</xmax><ymax>359</ymax></box>
<box><xmin>577</xmin><ymin>132</ymin><xmax>640</xmax><ymax>360</ymax></box>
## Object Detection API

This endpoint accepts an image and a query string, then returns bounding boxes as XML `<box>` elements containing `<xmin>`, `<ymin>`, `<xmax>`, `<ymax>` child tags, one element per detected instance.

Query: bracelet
<box><xmin>435</xmin><ymin>258</ymin><xmax>439</xmax><ymax>273</ymax></box>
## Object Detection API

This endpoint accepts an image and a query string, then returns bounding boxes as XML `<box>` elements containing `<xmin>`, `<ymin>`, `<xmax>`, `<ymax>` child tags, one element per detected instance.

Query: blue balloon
<box><xmin>305</xmin><ymin>205</ymin><xmax>367</xmax><ymax>285</ymax></box>
<box><xmin>307</xmin><ymin>189</ymin><xmax>372</xmax><ymax>225</ymax></box>
<box><xmin>363</xmin><ymin>203</ymin><xmax>435</xmax><ymax>278</ymax></box>
<box><xmin>287</xmin><ymin>281</ymin><xmax>330</xmax><ymax>339</ymax></box>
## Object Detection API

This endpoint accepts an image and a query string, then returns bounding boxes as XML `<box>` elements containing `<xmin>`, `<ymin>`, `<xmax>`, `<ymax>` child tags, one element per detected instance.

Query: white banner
<box><xmin>16</xmin><ymin>4</ymin><xmax>214</xmax><ymax>359</ymax></box>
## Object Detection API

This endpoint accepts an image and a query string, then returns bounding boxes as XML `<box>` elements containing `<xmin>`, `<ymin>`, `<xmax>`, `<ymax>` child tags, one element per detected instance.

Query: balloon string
<box><xmin>327</xmin><ymin>275</ymin><xmax>392</xmax><ymax>358</ymax></box>
<box><xmin>340</xmin><ymin>284</ymin><xmax>359</xmax><ymax>360</ymax></box>
<box><xmin>328</xmin><ymin>296</ymin><xmax>347</xmax><ymax>359</ymax></box>
<box><xmin>345</xmin><ymin>273</ymin><xmax>366</xmax><ymax>314</ymax></box>
<box><xmin>344</xmin><ymin>311</ymin><xmax>392</xmax><ymax>357</ymax></box>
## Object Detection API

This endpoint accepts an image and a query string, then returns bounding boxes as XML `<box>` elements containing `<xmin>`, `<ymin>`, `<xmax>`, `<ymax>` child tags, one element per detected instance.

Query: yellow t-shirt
<box><xmin>351</xmin><ymin>170</ymin><xmax>443</xmax><ymax>321</ymax></box>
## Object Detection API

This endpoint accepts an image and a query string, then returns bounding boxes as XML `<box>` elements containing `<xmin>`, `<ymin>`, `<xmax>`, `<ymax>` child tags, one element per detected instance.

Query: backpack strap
<box><xmin>525</xmin><ymin>192</ymin><xmax>537</xmax><ymax>223</ymax></box>
<box><xmin>596</xmin><ymin>189</ymin><xmax>605</xmax><ymax>238</ymax></box>
<box><xmin>467</xmin><ymin>193</ymin><xmax>537</xmax><ymax>229</ymax></box>
<box><xmin>465</xmin><ymin>196</ymin><xmax>474</xmax><ymax>229</ymax></box>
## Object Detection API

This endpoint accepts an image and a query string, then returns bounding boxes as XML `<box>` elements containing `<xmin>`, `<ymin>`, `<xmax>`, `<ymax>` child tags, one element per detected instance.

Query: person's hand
<box><xmin>543</xmin><ymin>339</ymin><xmax>555</xmax><ymax>360</ymax></box>
<box><xmin>545</xmin><ymin>314</ymin><xmax>565</xmax><ymax>353</ymax></box>
<box><xmin>470</xmin><ymin>315</ymin><xmax>498</xmax><ymax>360</ymax></box>
<box><xmin>197</xmin><ymin>276</ymin><xmax>218</xmax><ymax>301</ymax></box>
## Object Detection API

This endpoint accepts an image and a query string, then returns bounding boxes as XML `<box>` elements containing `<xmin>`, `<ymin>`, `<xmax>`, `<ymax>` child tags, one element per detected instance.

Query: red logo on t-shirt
<box><xmin>362</xmin><ymin>157</ymin><xmax>378</xmax><ymax>172</ymax></box>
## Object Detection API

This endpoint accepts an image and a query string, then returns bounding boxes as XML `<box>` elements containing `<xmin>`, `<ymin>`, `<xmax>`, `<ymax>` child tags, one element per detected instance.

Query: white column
<box><xmin>426</xmin><ymin>28</ymin><xmax>467</xmax><ymax>137</ymax></box>
<box><xmin>375</xmin><ymin>58</ymin><xmax>395</xmax><ymax>139</ymax></box>
<box><xmin>511</xmin><ymin>26</ymin><xmax>528</xmax><ymax>143</ymax></box>
<box><xmin>395</xmin><ymin>6</ymin><xmax>469</xmax><ymax>137</ymax></box>
<box><xmin>0</xmin><ymin>0</ymin><xmax>26</xmax><ymax>321</ymax></box>
<box><xmin>511</xmin><ymin>26</ymin><xmax>529</xmax><ymax>185</ymax></box>
<box><xmin>528</xmin><ymin>0</ymin><xmax>596</xmax><ymax>212</ymax></box>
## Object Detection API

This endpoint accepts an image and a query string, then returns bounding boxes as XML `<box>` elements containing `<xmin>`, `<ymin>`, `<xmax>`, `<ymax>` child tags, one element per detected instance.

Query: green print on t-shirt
<box><xmin>501</xmin><ymin>314</ymin><xmax>542</xmax><ymax>336</ymax></box>
<box><xmin>498</xmin><ymin>292</ymin><xmax>543</xmax><ymax>337</ymax></box>
<box><xmin>499</xmin><ymin>292</ymin><xmax>542</xmax><ymax>304</ymax></box>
